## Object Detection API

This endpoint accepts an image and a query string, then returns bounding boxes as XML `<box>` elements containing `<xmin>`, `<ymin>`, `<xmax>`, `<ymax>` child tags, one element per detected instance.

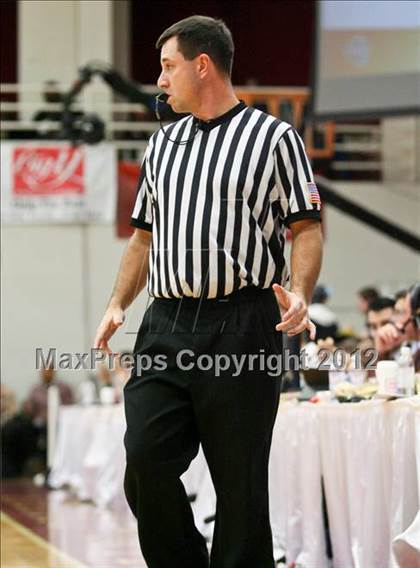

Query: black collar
<box><xmin>194</xmin><ymin>101</ymin><xmax>246</xmax><ymax>131</ymax></box>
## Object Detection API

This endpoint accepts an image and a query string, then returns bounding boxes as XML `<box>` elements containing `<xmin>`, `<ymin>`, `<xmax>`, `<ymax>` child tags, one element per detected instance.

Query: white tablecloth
<box><xmin>49</xmin><ymin>405</ymin><xmax>127</xmax><ymax>507</ymax></box>
<box><xmin>50</xmin><ymin>398</ymin><xmax>420</xmax><ymax>568</ymax></box>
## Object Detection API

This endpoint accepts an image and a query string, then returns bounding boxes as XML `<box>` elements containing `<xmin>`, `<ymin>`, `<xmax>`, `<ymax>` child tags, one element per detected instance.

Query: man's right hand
<box><xmin>94</xmin><ymin>305</ymin><xmax>125</xmax><ymax>354</ymax></box>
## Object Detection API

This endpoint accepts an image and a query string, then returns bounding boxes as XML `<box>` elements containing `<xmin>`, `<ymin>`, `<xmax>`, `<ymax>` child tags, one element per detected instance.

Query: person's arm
<box><xmin>94</xmin><ymin>228</ymin><xmax>152</xmax><ymax>353</ymax></box>
<box><xmin>273</xmin><ymin>219</ymin><xmax>323</xmax><ymax>338</ymax></box>
<box><xmin>271</xmin><ymin>127</ymin><xmax>323</xmax><ymax>338</ymax></box>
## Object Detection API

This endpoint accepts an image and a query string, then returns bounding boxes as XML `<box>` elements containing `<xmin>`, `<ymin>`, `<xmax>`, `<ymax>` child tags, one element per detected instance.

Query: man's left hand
<box><xmin>272</xmin><ymin>283</ymin><xmax>316</xmax><ymax>340</ymax></box>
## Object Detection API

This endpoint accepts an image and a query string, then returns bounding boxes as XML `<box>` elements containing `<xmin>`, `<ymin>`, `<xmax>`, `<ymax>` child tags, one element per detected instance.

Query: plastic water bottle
<box><xmin>397</xmin><ymin>346</ymin><xmax>415</xmax><ymax>396</ymax></box>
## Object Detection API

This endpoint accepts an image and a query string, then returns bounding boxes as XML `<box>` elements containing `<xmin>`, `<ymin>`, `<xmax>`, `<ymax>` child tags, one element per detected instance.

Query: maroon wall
<box><xmin>131</xmin><ymin>0</ymin><xmax>315</xmax><ymax>86</ymax></box>
<box><xmin>0</xmin><ymin>1</ymin><xmax>314</xmax><ymax>87</ymax></box>
<box><xmin>1</xmin><ymin>0</ymin><xmax>17</xmax><ymax>83</ymax></box>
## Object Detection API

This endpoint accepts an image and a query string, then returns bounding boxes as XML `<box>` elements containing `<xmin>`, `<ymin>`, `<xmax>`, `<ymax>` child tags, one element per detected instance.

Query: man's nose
<box><xmin>157</xmin><ymin>72</ymin><xmax>168</xmax><ymax>90</ymax></box>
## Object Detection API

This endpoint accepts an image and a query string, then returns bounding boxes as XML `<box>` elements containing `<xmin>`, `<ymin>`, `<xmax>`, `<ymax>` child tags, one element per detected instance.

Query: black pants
<box><xmin>123</xmin><ymin>287</ymin><xmax>282</xmax><ymax>568</ymax></box>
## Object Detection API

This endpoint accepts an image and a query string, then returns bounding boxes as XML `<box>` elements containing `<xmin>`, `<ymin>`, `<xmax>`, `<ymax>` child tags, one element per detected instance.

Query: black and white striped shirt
<box><xmin>131</xmin><ymin>101</ymin><xmax>321</xmax><ymax>299</ymax></box>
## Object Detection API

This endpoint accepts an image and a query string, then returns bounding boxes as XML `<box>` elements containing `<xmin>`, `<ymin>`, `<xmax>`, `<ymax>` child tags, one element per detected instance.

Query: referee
<box><xmin>94</xmin><ymin>16</ymin><xmax>323</xmax><ymax>568</ymax></box>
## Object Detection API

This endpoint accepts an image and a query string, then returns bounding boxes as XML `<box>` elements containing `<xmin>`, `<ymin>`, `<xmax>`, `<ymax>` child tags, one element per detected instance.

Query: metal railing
<box><xmin>1</xmin><ymin>83</ymin><xmax>381</xmax><ymax>175</ymax></box>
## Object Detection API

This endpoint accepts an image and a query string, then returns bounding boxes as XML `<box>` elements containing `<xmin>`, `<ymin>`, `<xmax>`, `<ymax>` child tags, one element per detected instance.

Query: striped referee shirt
<box><xmin>131</xmin><ymin>101</ymin><xmax>321</xmax><ymax>299</ymax></box>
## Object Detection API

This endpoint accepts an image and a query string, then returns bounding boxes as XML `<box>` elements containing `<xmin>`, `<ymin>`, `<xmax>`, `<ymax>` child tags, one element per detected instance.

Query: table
<box><xmin>49</xmin><ymin>398</ymin><xmax>420</xmax><ymax>567</ymax></box>
<box><xmin>49</xmin><ymin>405</ymin><xmax>127</xmax><ymax>507</ymax></box>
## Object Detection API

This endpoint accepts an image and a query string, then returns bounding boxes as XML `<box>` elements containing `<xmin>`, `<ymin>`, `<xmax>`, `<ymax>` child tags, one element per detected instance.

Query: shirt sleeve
<box><xmin>130</xmin><ymin>144</ymin><xmax>154</xmax><ymax>232</ymax></box>
<box><xmin>274</xmin><ymin>128</ymin><xmax>322</xmax><ymax>226</ymax></box>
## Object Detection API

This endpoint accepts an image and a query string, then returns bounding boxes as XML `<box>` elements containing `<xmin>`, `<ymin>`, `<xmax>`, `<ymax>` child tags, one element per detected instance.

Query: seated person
<box><xmin>375</xmin><ymin>285</ymin><xmax>420</xmax><ymax>369</ymax></box>
<box><xmin>352</xmin><ymin>296</ymin><xmax>394</xmax><ymax>372</ymax></box>
<box><xmin>366</xmin><ymin>297</ymin><xmax>395</xmax><ymax>351</ymax></box>
<box><xmin>308</xmin><ymin>284</ymin><xmax>339</xmax><ymax>341</ymax></box>
<box><xmin>23</xmin><ymin>364</ymin><xmax>74</xmax><ymax>468</ymax></box>
<box><xmin>393</xmin><ymin>289</ymin><xmax>409</xmax><ymax>326</ymax></box>
<box><xmin>356</xmin><ymin>286</ymin><xmax>379</xmax><ymax>315</ymax></box>
<box><xmin>24</xmin><ymin>364</ymin><xmax>74</xmax><ymax>427</ymax></box>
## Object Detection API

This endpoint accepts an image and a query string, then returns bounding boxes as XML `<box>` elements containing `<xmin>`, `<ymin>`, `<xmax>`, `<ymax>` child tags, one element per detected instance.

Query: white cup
<box><xmin>99</xmin><ymin>386</ymin><xmax>115</xmax><ymax>405</ymax></box>
<box><xmin>376</xmin><ymin>360</ymin><xmax>398</xmax><ymax>394</ymax></box>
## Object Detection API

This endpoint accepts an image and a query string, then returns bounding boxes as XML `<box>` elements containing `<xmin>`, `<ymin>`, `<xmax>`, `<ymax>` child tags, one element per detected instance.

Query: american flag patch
<box><xmin>307</xmin><ymin>182</ymin><xmax>321</xmax><ymax>205</ymax></box>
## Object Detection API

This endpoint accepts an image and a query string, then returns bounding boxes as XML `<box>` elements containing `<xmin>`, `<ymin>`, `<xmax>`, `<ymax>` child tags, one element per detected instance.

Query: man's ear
<box><xmin>197</xmin><ymin>53</ymin><xmax>210</xmax><ymax>78</ymax></box>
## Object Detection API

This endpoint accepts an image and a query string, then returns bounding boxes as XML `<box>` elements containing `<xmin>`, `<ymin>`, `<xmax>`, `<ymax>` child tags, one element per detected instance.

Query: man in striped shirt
<box><xmin>95</xmin><ymin>15</ymin><xmax>323</xmax><ymax>568</ymax></box>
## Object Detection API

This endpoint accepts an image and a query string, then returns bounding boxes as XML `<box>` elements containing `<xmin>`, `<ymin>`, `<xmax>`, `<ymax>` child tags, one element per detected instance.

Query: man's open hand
<box><xmin>272</xmin><ymin>283</ymin><xmax>316</xmax><ymax>340</ymax></box>
<box><xmin>93</xmin><ymin>305</ymin><xmax>125</xmax><ymax>354</ymax></box>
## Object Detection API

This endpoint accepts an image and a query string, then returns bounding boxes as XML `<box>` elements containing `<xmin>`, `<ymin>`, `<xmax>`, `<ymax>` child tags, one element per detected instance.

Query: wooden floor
<box><xmin>1</xmin><ymin>512</ymin><xmax>86</xmax><ymax>568</ymax></box>
<box><xmin>1</xmin><ymin>479</ymin><xmax>147</xmax><ymax>568</ymax></box>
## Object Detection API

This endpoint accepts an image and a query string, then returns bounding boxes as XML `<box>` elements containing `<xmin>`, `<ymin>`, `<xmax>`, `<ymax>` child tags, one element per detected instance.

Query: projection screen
<box><xmin>311</xmin><ymin>0</ymin><xmax>420</xmax><ymax>120</ymax></box>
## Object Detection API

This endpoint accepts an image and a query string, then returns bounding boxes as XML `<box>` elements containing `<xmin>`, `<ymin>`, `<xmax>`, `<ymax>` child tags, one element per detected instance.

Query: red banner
<box><xmin>13</xmin><ymin>147</ymin><xmax>84</xmax><ymax>195</ymax></box>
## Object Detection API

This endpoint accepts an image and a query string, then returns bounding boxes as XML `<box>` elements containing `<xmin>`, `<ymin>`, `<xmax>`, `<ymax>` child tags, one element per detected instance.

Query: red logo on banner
<box><xmin>13</xmin><ymin>147</ymin><xmax>84</xmax><ymax>195</ymax></box>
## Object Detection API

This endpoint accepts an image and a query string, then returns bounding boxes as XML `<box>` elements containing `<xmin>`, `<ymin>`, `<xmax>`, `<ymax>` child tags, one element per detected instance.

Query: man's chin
<box><xmin>168</xmin><ymin>99</ymin><xmax>188</xmax><ymax>115</ymax></box>
<box><xmin>169</xmin><ymin>99</ymin><xmax>179</xmax><ymax>112</ymax></box>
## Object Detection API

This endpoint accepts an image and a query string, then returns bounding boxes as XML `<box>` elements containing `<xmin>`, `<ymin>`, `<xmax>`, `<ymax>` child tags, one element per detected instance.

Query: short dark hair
<box><xmin>368</xmin><ymin>297</ymin><xmax>395</xmax><ymax>313</ymax></box>
<box><xmin>395</xmin><ymin>289</ymin><xmax>408</xmax><ymax>301</ymax></box>
<box><xmin>358</xmin><ymin>286</ymin><xmax>379</xmax><ymax>302</ymax></box>
<box><xmin>156</xmin><ymin>15</ymin><xmax>234</xmax><ymax>76</ymax></box>
<box><xmin>312</xmin><ymin>284</ymin><xmax>329</xmax><ymax>304</ymax></box>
